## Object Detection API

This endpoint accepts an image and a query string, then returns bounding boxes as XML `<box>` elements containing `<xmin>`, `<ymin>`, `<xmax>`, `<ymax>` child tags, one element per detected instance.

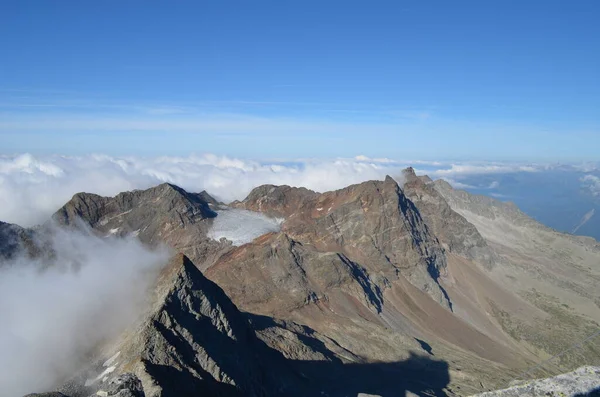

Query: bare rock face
<box><xmin>232</xmin><ymin>175</ymin><xmax>451</xmax><ymax>310</ymax></box>
<box><xmin>401</xmin><ymin>167</ymin><xmax>498</xmax><ymax>268</ymax></box>
<box><xmin>231</xmin><ymin>184</ymin><xmax>318</xmax><ymax>218</ymax></box>
<box><xmin>52</xmin><ymin>183</ymin><xmax>229</xmax><ymax>268</ymax></box>
<box><xmin>0</xmin><ymin>221</ymin><xmax>48</xmax><ymax>260</ymax></box>
<box><xmin>207</xmin><ymin>232</ymin><xmax>385</xmax><ymax>318</ymax></box>
<box><xmin>110</xmin><ymin>253</ymin><xmax>270</xmax><ymax>397</ymax></box>
<box><xmin>0</xmin><ymin>221</ymin><xmax>29</xmax><ymax>259</ymax></box>
<box><xmin>94</xmin><ymin>374</ymin><xmax>145</xmax><ymax>397</ymax></box>
<box><xmin>471</xmin><ymin>366</ymin><xmax>600</xmax><ymax>397</ymax></box>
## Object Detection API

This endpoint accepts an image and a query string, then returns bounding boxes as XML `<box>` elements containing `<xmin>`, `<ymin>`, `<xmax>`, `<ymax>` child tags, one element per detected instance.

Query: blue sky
<box><xmin>1</xmin><ymin>1</ymin><xmax>598</xmax><ymax>160</ymax></box>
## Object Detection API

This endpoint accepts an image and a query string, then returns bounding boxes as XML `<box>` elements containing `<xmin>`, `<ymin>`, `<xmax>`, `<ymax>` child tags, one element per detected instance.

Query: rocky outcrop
<box><xmin>471</xmin><ymin>366</ymin><xmax>600</xmax><ymax>397</ymax></box>
<box><xmin>402</xmin><ymin>168</ymin><xmax>497</xmax><ymax>268</ymax></box>
<box><xmin>70</xmin><ymin>254</ymin><xmax>369</xmax><ymax>397</ymax></box>
<box><xmin>207</xmin><ymin>232</ymin><xmax>386</xmax><ymax>317</ymax></box>
<box><xmin>232</xmin><ymin>184</ymin><xmax>318</xmax><ymax>218</ymax></box>
<box><xmin>52</xmin><ymin>183</ymin><xmax>230</xmax><ymax>268</ymax></box>
<box><xmin>0</xmin><ymin>221</ymin><xmax>49</xmax><ymax>260</ymax></box>
<box><xmin>232</xmin><ymin>175</ymin><xmax>451</xmax><ymax>310</ymax></box>
<box><xmin>106</xmin><ymin>253</ymin><xmax>272</xmax><ymax>397</ymax></box>
<box><xmin>0</xmin><ymin>221</ymin><xmax>29</xmax><ymax>259</ymax></box>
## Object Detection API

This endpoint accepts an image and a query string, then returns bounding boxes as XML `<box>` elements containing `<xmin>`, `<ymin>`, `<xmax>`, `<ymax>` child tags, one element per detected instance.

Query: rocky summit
<box><xmin>8</xmin><ymin>169</ymin><xmax>600</xmax><ymax>396</ymax></box>
<box><xmin>52</xmin><ymin>183</ymin><xmax>231</xmax><ymax>269</ymax></box>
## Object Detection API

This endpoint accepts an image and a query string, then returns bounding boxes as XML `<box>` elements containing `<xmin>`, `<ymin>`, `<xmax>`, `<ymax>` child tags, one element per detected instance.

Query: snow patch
<box><xmin>108</xmin><ymin>228</ymin><xmax>120</xmax><ymax>235</ymax></box>
<box><xmin>208</xmin><ymin>208</ymin><xmax>282</xmax><ymax>246</ymax></box>
<box><xmin>103</xmin><ymin>351</ymin><xmax>121</xmax><ymax>367</ymax></box>
<box><xmin>85</xmin><ymin>365</ymin><xmax>116</xmax><ymax>387</ymax></box>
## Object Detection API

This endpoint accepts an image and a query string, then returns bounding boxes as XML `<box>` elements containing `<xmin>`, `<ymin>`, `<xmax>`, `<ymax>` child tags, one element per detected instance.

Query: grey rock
<box><xmin>104</xmin><ymin>373</ymin><xmax>145</xmax><ymax>397</ymax></box>
<box><xmin>471</xmin><ymin>366</ymin><xmax>600</xmax><ymax>397</ymax></box>
<box><xmin>232</xmin><ymin>175</ymin><xmax>452</xmax><ymax>310</ymax></box>
<box><xmin>402</xmin><ymin>167</ymin><xmax>498</xmax><ymax>268</ymax></box>
<box><xmin>52</xmin><ymin>183</ymin><xmax>230</xmax><ymax>268</ymax></box>
<box><xmin>0</xmin><ymin>221</ymin><xmax>50</xmax><ymax>261</ymax></box>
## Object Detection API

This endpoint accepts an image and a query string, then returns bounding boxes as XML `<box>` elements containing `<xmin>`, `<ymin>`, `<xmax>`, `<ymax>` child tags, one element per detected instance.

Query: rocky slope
<box><xmin>434</xmin><ymin>179</ymin><xmax>600</xmax><ymax>372</ymax></box>
<box><xmin>52</xmin><ymin>183</ymin><xmax>230</xmax><ymax>269</ymax></box>
<box><xmin>33</xmin><ymin>254</ymin><xmax>453</xmax><ymax>397</ymax></box>
<box><xmin>231</xmin><ymin>175</ymin><xmax>451</xmax><ymax>309</ymax></box>
<box><xmin>23</xmin><ymin>170</ymin><xmax>600</xmax><ymax>395</ymax></box>
<box><xmin>401</xmin><ymin>168</ymin><xmax>498</xmax><ymax>268</ymax></box>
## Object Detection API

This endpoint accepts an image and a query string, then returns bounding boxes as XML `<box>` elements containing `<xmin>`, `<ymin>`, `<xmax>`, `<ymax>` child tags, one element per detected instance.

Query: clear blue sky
<box><xmin>1</xmin><ymin>1</ymin><xmax>598</xmax><ymax>160</ymax></box>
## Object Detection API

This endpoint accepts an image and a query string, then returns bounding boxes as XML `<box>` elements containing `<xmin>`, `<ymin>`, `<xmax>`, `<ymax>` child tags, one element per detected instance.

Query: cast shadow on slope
<box><xmin>278</xmin><ymin>352</ymin><xmax>451</xmax><ymax>397</ymax></box>
<box><xmin>249</xmin><ymin>314</ymin><xmax>450</xmax><ymax>397</ymax></box>
<box><xmin>139</xmin><ymin>310</ymin><xmax>451</xmax><ymax>397</ymax></box>
<box><xmin>146</xmin><ymin>307</ymin><xmax>450</xmax><ymax>397</ymax></box>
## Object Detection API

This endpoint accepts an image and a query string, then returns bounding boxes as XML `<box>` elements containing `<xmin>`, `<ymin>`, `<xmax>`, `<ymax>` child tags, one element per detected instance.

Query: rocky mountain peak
<box><xmin>219</xmin><ymin>177</ymin><xmax>453</xmax><ymax>311</ymax></box>
<box><xmin>77</xmin><ymin>253</ymin><xmax>269</xmax><ymax>397</ymax></box>
<box><xmin>232</xmin><ymin>184</ymin><xmax>318</xmax><ymax>218</ymax></box>
<box><xmin>53</xmin><ymin>183</ymin><xmax>218</xmax><ymax>229</ymax></box>
<box><xmin>50</xmin><ymin>184</ymin><xmax>228</xmax><ymax>267</ymax></box>
<box><xmin>401</xmin><ymin>167</ymin><xmax>418</xmax><ymax>180</ymax></box>
<box><xmin>402</xmin><ymin>169</ymin><xmax>497</xmax><ymax>267</ymax></box>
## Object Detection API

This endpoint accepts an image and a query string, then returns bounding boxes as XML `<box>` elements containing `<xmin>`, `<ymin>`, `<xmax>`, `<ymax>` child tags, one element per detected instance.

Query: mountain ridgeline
<box><xmin>7</xmin><ymin>169</ymin><xmax>600</xmax><ymax>396</ymax></box>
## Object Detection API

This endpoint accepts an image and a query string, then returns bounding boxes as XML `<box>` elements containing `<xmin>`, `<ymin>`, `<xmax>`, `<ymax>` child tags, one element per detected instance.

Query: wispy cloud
<box><xmin>581</xmin><ymin>174</ymin><xmax>600</xmax><ymax>196</ymax></box>
<box><xmin>423</xmin><ymin>163</ymin><xmax>540</xmax><ymax>177</ymax></box>
<box><xmin>0</xmin><ymin>225</ymin><xmax>169</xmax><ymax>396</ymax></box>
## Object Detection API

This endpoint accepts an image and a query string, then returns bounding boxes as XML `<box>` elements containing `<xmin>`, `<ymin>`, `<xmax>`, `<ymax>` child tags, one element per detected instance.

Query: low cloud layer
<box><xmin>0</xmin><ymin>153</ymin><xmax>409</xmax><ymax>227</ymax></box>
<box><xmin>0</xmin><ymin>226</ymin><xmax>170</xmax><ymax>396</ymax></box>
<box><xmin>0</xmin><ymin>153</ymin><xmax>594</xmax><ymax>228</ymax></box>
<box><xmin>208</xmin><ymin>208</ymin><xmax>283</xmax><ymax>246</ymax></box>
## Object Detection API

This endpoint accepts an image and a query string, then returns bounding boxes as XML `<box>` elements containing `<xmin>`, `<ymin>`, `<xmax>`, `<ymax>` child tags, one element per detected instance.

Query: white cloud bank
<box><xmin>0</xmin><ymin>153</ymin><xmax>409</xmax><ymax>227</ymax></box>
<box><xmin>0</xmin><ymin>225</ymin><xmax>170</xmax><ymax>396</ymax></box>
<box><xmin>0</xmin><ymin>153</ymin><xmax>585</xmax><ymax>228</ymax></box>
<box><xmin>208</xmin><ymin>208</ymin><xmax>283</xmax><ymax>246</ymax></box>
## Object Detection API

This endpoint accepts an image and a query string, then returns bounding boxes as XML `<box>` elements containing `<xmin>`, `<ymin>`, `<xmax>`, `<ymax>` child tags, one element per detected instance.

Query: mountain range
<box><xmin>4</xmin><ymin>168</ymin><xmax>600</xmax><ymax>396</ymax></box>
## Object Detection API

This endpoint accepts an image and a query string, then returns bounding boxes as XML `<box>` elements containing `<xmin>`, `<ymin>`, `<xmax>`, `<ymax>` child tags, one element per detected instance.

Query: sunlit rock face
<box><xmin>472</xmin><ymin>366</ymin><xmax>600</xmax><ymax>397</ymax></box>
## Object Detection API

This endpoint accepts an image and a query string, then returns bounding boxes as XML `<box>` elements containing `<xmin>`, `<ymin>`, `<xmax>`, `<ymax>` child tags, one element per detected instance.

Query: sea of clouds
<box><xmin>0</xmin><ymin>153</ymin><xmax>413</xmax><ymax>227</ymax></box>
<box><xmin>1</xmin><ymin>152</ymin><xmax>598</xmax><ymax>228</ymax></box>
